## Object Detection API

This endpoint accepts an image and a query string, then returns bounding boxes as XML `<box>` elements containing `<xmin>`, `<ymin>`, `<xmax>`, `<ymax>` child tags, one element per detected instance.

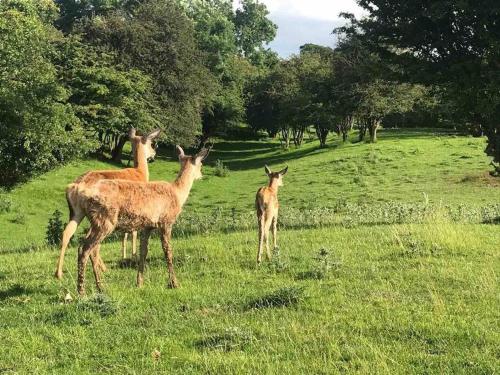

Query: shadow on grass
<box><xmin>0</xmin><ymin>284</ymin><xmax>31</xmax><ymax>301</ymax></box>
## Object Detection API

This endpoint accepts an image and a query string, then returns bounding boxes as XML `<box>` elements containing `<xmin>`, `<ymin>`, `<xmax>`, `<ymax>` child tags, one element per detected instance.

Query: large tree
<box><xmin>0</xmin><ymin>0</ymin><xmax>92</xmax><ymax>187</ymax></box>
<box><xmin>352</xmin><ymin>0</ymin><xmax>500</xmax><ymax>173</ymax></box>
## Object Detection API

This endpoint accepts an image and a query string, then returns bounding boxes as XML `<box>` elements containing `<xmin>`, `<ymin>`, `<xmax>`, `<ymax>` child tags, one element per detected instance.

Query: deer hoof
<box><xmin>168</xmin><ymin>279</ymin><xmax>179</xmax><ymax>289</ymax></box>
<box><xmin>54</xmin><ymin>270</ymin><xmax>63</xmax><ymax>280</ymax></box>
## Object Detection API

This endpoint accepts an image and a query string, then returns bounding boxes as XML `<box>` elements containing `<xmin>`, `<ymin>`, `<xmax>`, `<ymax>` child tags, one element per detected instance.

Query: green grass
<box><xmin>0</xmin><ymin>129</ymin><xmax>499</xmax><ymax>373</ymax></box>
<box><xmin>1</xmin><ymin>224</ymin><xmax>498</xmax><ymax>373</ymax></box>
<box><xmin>0</xmin><ymin>129</ymin><xmax>498</xmax><ymax>248</ymax></box>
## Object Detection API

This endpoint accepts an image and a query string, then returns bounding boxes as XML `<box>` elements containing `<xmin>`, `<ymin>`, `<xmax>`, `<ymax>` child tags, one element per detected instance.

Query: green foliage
<box><xmin>353</xmin><ymin>0</ymin><xmax>500</xmax><ymax>170</ymax></box>
<box><xmin>0</xmin><ymin>0</ymin><xmax>93</xmax><ymax>187</ymax></box>
<box><xmin>45</xmin><ymin>210</ymin><xmax>64</xmax><ymax>247</ymax></box>
<box><xmin>0</xmin><ymin>190</ymin><xmax>12</xmax><ymax>214</ymax></box>
<box><xmin>234</xmin><ymin>0</ymin><xmax>277</xmax><ymax>64</ymax></box>
<box><xmin>213</xmin><ymin>159</ymin><xmax>230</xmax><ymax>177</ymax></box>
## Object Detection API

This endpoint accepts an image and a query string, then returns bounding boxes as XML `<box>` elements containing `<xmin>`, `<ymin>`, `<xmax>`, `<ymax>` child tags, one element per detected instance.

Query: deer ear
<box><xmin>264</xmin><ymin>165</ymin><xmax>272</xmax><ymax>175</ymax></box>
<box><xmin>195</xmin><ymin>147</ymin><xmax>210</xmax><ymax>163</ymax></box>
<box><xmin>176</xmin><ymin>145</ymin><xmax>185</xmax><ymax>158</ymax></box>
<box><xmin>129</xmin><ymin>127</ymin><xmax>136</xmax><ymax>139</ymax></box>
<box><xmin>279</xmin><ymin>166</ymin><xmax>288</xmax><ymax>176</ymax></box>
<box><xmin>146</xmin><ymin>129</ymin><xmax>161</xmax><ymax>140</ymax></box>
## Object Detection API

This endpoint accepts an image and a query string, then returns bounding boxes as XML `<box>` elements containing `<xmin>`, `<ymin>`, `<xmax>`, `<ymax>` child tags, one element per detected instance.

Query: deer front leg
<box><xmin>257</xmin><ymin>216</ymin><xmax>265</xmax><ymax>264</ymax></box>
<box><xmin>161</xmin><ymin>225</ymin><xmax>178</xmax><ymax>288</ymax></box>
<box><xmin>131</xmin><ymin>231</ymin><xmax>138</xmax><ymax>259</ymax></box>
<box><xmin>136</xmin><ymin>229</ymin><xmax>152</xmax><ymax>288</ymax></box>
<box><xmin>122</xmin><ymin>232</ymin><xmax>128</xmax><ymax>259</ymax></box>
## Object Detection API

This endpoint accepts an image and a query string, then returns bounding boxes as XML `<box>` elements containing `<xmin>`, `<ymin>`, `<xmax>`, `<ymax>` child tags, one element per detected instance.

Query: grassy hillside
<box><xmin>0</xmin><ymin>129</ymin><xmax>498</xmax><ymax>249</ymax></box>
<box><xmin>0</xmin><ymin>129</ymin><xmax>498</xmax><ymax>373</ymax></box>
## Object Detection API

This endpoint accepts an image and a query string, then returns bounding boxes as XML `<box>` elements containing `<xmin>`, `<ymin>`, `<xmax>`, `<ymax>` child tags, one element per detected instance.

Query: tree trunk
<box><xmin>111</xmin><ymin>135</ymin><xmax>127</xmax><ymax>162</ymax></box>
<box><xmin>293</xmin><ymin>126</ymin><xmax>304</xmax><ymax>147</ymax></box>
<box><xmin>368</xmin><ymin>119</ymin><xmax>380</xmax><ymax>143</ymax></box>
<box><xmin>359</xmin><ymin>122</ymin><xmax>367</xmax><ymax>141</ymax></box>
<box><xmin>280</xmin><ymin>128</ymin><xmax>290</xmax><ymax>149</ymax></box>
<box><xmin>315</xmin><ymin>126</ymin><xmax>329</xmax><ymax>147</ymax></box>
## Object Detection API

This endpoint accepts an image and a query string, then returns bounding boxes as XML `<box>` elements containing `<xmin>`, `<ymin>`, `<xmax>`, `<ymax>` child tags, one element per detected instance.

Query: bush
<box><xmin>46</xmin><ymin>210</ymin><xmax>64</xmax><ymax>247</ymax></box>
<box><xmin>214</xmin><ymin>159</ymin><xmax>230</xmax><ymax>177</ymax></box>
<box><xmin>0</xmin><ymin>190</ymin><xmax>12</xmax><ymax>213</ymax></box>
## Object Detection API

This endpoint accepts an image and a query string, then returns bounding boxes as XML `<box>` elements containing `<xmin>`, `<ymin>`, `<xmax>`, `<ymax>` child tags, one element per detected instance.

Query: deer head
<box><xmin>176</xmin><ymin>145</ymin><xmax>211</xmax><ymax>181</ymax></box>
<box><xmin>129</xmin><ymin>127</ymin><xmax>161</xmax><ymax>162</ymax></box>
<box><xmin>265</xmin><ymin>165</ymin><xmax>288</xmax><ymax>187</ymax></box>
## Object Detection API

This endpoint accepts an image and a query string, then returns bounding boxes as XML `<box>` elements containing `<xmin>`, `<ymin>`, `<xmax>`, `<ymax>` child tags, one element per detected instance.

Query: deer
<box><xmin>255</xmin><ymin>165</ymin><xmax>288</xmax><ymax>264</ymax></box>
<box><xmin>54</xmin><ymin>128</ymin><xmax>161</xmax><ymax>280</ymax></box>
<box><xmin>73</xmin><ymin>145</ymin><xmax>210</xmax><ymax>295</ymax></box>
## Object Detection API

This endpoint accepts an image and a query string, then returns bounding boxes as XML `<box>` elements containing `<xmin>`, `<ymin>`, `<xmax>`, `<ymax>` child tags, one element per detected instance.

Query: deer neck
<box><xmin>173</xmin><ymin>163</ymin><xmax>196</xmax><ymax>207</ymax></box>
<box><xmin>133</xmin><ymin>142</ymin><xmax>149</xmax><ymax>181</ymax></box>
<box><xmin>268</xmin><ymin>178</ymin><xmax>280</xmax><ymax>193</ymax></box>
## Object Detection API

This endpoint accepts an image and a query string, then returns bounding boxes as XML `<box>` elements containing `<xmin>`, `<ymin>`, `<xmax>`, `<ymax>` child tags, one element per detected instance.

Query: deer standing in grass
<box><xmin>54</xmin><ymin>128</ymin><xmax>161</xmax><ymax>280</ymax></box>
<box><xmin>255</xmin><ymin>165</ymin><xmax>288</xmax><ymax>264</ymax></box>
<box><xmin>74</xmin><ymin>146</ymin><xmax>209</xmax><ymax>295</ymax></box>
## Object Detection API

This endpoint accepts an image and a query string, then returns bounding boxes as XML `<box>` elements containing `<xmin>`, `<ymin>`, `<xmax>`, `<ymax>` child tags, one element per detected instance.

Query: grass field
<box><xmin>0</xmin><ymin>129</ymin><xmax>499</xmax><ymax>373</ymax></box>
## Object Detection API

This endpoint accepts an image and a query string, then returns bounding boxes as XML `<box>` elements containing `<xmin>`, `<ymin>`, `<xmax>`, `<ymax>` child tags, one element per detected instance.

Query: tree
<box><xmin>352</xmin><ymin>0</ymin><xmax>500</xmax><ymax>173</ymax></box>
<box><xmin>234</xmin><ymin>0</ymin><xmax>277</xmax><ymax>66</ymax></box>
<box><xmin>0</xmin><ymin>0</ymin><xmax>92</xmax><ymax>187</ymax></box>
<box><xmin>78</xmin><ymin>0</ymin><xmax>215</xmax><ymax>155</ymax></box>
<box><xmin>59</xmin><ymin>37</ymin><xmax>160</xmax><ymax>160</ymax></box>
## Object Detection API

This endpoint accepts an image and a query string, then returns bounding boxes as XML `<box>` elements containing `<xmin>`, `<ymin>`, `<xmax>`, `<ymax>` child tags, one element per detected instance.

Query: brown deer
<box><xmin>54</xmin><ymin>128</ymin><xmax>161</xmax><ymax>280</ymax></box>
<box><xmin>74</xmin><ymin>145</ymin><xmax>209</xmax><ymax>295</ymax></box>
<box><xmin>255</xmin><ymin>165</ymin><xmax>288</xmax><ymax>264</ymax></box>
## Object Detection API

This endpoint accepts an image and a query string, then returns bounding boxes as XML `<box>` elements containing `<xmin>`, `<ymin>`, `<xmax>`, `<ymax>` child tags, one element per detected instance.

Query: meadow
<box><xmin>0</xmin><ymin>129</ymin><xmax>499</xmax><ymax>373</ymax></box>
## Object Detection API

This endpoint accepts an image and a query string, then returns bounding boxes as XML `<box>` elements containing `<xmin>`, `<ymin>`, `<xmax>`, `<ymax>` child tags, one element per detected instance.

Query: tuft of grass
<box><xmin>195</xmin><ymin>327</ymin><xmax>256</xmax><ymax>352</ymax></box>
<box><xmin>76</xmin><ymin>294</ymin><xmax>119</xmax><ymax>317</ymax></box>
<box><xmin>245</xmin><ymin>286</ymin><xmax>306</xmax><ymax>309</ymax></box>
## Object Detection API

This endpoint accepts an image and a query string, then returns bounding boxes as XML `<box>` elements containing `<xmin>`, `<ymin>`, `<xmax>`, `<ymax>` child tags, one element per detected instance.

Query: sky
<box><xmin>234</xmin><ymin>0</ymin><xmax>366</xmax><ymax>57</ymax></box>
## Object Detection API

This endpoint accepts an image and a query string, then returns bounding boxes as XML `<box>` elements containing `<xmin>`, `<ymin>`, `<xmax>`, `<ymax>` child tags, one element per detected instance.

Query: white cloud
<box><xmin>233</xmin><ymin>0</ymin><xmax>366</xmax><ymax>57</ymax></box>
<box><xmin>233</xmin><ymin>0</ymin><xmax>365</xmax><ymax>22</ymax></box>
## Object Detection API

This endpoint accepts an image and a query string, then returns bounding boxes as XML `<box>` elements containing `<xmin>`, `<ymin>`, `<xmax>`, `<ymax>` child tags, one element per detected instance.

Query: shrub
<box><xmin>214</xmin><ymin>159</ymin><xmax>230</xmax><ymax>177</ymax></box>
<box><xmin>46</xmin><ymin>210</ymin><xmax>64</xmax><ymax>246</ymax></box>
<box><xmin>0</xmin><ymin>190</ymin><xmax>12</xmax><ymax>213</ymax></box>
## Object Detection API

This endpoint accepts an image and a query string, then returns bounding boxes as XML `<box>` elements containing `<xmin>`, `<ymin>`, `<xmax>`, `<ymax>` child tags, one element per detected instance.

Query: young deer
<box><xmin>255</xmin><ymin>165</ymin><xmax>288</xmax><ymax>263</ymax></box>
<box><xmin>74</xmin><ymin>145</ymin><xmax>209</xmax><ymax>295</ymax></box>
<box><xmin>54</xmin><ymin>128</ymin><xmax>160</xmax><ymax>280</ymax></box>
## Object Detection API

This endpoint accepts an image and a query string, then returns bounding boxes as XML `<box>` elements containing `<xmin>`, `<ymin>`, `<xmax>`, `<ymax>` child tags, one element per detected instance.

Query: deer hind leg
<box><xmin>122</xmin><ymin>232</ymin><xmax>129</xmax><ymax>259</ymax></box>
<box><xmin>77</xmin><ymin>222</ymin><xmax>114</xmax><ymax>296</ymax></box>
<box><xmin>55</xmin><ymin>210</ymin><xmax>84</xmax><ymax>280</ymax></box>
<box><xmin>264</xmin><ymin>214</ymin><xmax>273</xmax><ymax>261</ymax></box>
<box><xmin>136</xmin><ymin>228</ymin><xmax>152</xmax><ymax>288</ymax></box>
<box><xmin>131</xmin><ymin>231</ymin><xmax>138</xmax><ymax>259</ymax></box>
<box><xmin>257</xmin><ymin>214</ymin><xmax>265</xmax><ymax>264</ymax></box>
<box><xmin>160</xmin><ymin>224</ymin><xmax>178</xmax><ymax>288</ymax></box>
<box><xmin>272</xmin><ymin>214</ymin><xmax>278</xmax><ymax>250</ymax></box>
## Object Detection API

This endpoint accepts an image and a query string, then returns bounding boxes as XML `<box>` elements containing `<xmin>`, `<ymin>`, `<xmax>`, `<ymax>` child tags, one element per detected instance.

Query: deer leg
<box><xmin>264</xmin><ymin>216</ymin><xmax>273</xmax><ymax>261</ymax></box>
<box><xmin>89</xmin><ymin>249</ymin><xmax>103</xmax><ymax>293</ymax></box>
<box><xmin>131</xmin><ymin>231</ymin><xmax>138</xmax><ymax>259</ymax></box>
<box><xmin>161</xmin><ymin>225</ymin><xmax>178</xmax><ymax>288</ymax></box>
<box><xmin>55</xmin><ymin>211</ymin><xmax>84</xmax><ymax>279</ymax></box>
<box><xmin>257</xmin><ymin>215</ymin><xmax>265</xmax><ymax>264</ymax></box>
<box><xmin>122</xmin><ymin>232</ymin><xmax>129</xmax><ymax>259</ymax></box>
<box><xmin>136</xmin><ymin>229</ymin><xmax>152</xmax><ymax>288</ymax></box>
<box><xmin>78</xmin><ymin>223</ymin><xmax>113</xmax><ymax>296</ymax></box>
<box><xmin>272</xmin><ymin>215</ymin><xmax>278</xmax><ymax>250</ymax></box>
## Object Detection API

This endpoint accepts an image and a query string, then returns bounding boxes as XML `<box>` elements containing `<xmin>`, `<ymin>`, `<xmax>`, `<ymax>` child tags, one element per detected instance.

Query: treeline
<box><xmin>0</xmin><ymin>0</ymin><xmax>277</xmax><ymax>186</ymax></box>
<box><xmin>247</xmin><ymin>1</ymin><xmax>499</xmax><ymax>175</ymax></box>
<box><xmin>1</xmin><ymin>0</ymin><xmax>498</xmax><ymax>187</ymax></box>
